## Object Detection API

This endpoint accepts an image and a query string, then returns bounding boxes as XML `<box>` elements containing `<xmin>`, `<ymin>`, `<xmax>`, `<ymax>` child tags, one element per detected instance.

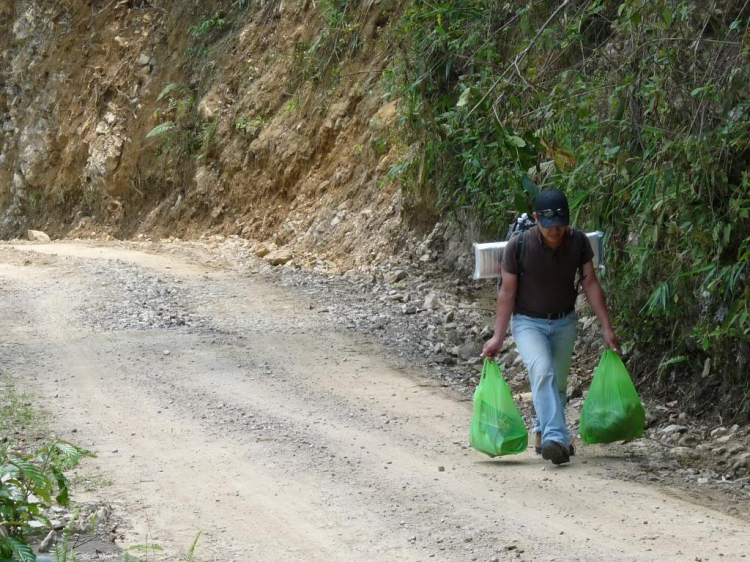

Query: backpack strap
<box><xmin>496</xmin><ymin>229</ymin><xmax>528</xmax><ymax>294</ymax></box>
<box><xmin>516</xmin><ymin>230</ymin><xmax>528</xmax><ymax>277</ymax></box>
<box><xmin>575</xmin><ymin>229</ymin><xmax>588</xmax><ymax>293</ymax></box>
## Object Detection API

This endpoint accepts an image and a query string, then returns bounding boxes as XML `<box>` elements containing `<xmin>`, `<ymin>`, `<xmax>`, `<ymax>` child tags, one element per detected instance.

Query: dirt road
<box><xmin>2</xmin><ymin>242</ymin><xmax>748</xmax><ymax>562</ymax></box>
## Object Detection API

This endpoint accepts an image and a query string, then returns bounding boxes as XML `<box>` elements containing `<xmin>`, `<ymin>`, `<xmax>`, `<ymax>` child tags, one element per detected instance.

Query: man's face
<box><xmin>534</xmin><ymin>213</ymin><xmax>568</xmax><ymax>246</ymax></box>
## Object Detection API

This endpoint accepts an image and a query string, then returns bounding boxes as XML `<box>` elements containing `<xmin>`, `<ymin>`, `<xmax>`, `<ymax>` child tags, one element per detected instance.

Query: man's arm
<box><xmin>580</xmin><ymin>261</ymin><xmax>619</xmax><ymax>351</ymax></box>
<box><xmin>481</xmin><ymin>269</ymin><xmax>518</xmax><ymax>358</ymax></box>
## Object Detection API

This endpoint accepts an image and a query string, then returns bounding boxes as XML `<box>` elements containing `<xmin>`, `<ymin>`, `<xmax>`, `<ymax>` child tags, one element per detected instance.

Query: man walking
<box><xmin>481</xmin><ymin>189</ymin><xmax>619</xmax><ymax>465</ymax></box>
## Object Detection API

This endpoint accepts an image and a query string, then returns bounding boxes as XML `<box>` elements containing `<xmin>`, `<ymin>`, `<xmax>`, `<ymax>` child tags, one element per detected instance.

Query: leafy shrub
<box><xmin>148</xmin><ymin>83</ymin><xmax>216</xmax><ymax>162</ymax></box>
<box><xmin>0</xmin><ymin>441</ymin><xmax>93</xmax><ymax>561</ymax></box>
<box><xmin>188</xmin><ymin>12</ymin><xmax>227</xmax><ymax>38</ymax></box>
<box><xmin>389</xmin><ymin>0</ymin><xmax>750</xmax><ymax>403</ymax></box>
<box><xmin>292</xmin><ymin>0</ymin><xmax>362</xmax><ymax>85</ymax></box>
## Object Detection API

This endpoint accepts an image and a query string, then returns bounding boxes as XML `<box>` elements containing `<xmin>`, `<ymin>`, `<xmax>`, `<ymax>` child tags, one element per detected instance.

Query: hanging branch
<box><xmin>467</xmin><ymin>0</ymin><xmax>573</xmax><ymax>119</ymax></box>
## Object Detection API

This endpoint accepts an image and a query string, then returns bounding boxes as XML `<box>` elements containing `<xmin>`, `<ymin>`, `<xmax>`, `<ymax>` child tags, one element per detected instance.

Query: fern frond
<box><xmin>185</xmin><ymin>530</ymin><xmax>203</xmax><ymax>562</ymax></box>
<box><xmin>146</xmin><ymin>122</ymin><xmax>177</xmax><ymax>139</ymax></box>
<box><xmin>157</xmin><ymin>83</ymin><xmax>183</xmax><ymax>102</ymax></box>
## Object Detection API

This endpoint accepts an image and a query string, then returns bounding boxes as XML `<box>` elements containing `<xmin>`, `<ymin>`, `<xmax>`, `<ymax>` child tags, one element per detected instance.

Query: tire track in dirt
<box><xmin>2</xmin><ymin>243</ymin><xmax>749</xmax><ymax>562</ymax></box>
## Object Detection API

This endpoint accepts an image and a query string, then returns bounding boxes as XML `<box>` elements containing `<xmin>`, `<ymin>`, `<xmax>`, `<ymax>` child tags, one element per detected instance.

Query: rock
<box><xmin>137</xmin><ymin>53</ymin><xmax>151</xmax><ymax>66</ymax></box>
<box><xmin>727</xmin><ymin>442</ymin><xmax>745</xmax><ymax>455</ymax></box>
<box><xmin>701</xmin><ymin>357</ymin><xmax>711</xmax><ymax>379</ymax></box>
<box><xmin>38</xmin><ymin>530</ymin><xmax>56</xmax><ymax>553</ymax></box>
<box><xmin>660</xmin><ymin>424</ymin><xmax>686</xmax><ymax>436</ymax></box>
<box><xmin>265</xmin><ymin>249</ymin><xmax>293</xmax><ymax>266</ymax></box>
<box><xmin>477</xmin><ymin>326</ymin><xmax>492</xmax><ymax>341</ymax></box>
<box><xmin>678</xmin><ymin>433</ymin><xmax>700</xmax><ymax>447</ymax></box>
<box><xmin>423</xmin><ymin>292</ymin><xmax>440</xmax><ymax>311</ymax></box>
<box><xmin>668</xmin><ymin>447</ymin><xmax>698</xmax><ymax>460</ymax></box>
<box><xmin>499</xmin><ymin>352</ymin><xmax>516</xmax><ymax>369</ymax></box>
<box><xmin>27</xmin><ymin>229</ymin><xmax>51</xmax><ymax>243</ymax></box>
<box><xmin>458</xmin><ymin>341</ymin><xmax>483</xmax><ymax>361</ymax></box>
<box><xmin>431</xmin><ymin>352</ymin><xmax>455</xmax><ymax>365</ymax></box>
<box><xmin>567</xmin><ymin>383</ymin><xmax>583</xmax><ymax>400</ymax></box>
<box><xmin>386</xmin><ymin>270</ymin><xmax>407</xmax><ymax>284</ymax></box>
<box><xmin>254</xmin><ymin>243</ymin><xmax>275</xmax><ymax>257</ymax></box>
<box><xmin>710</xmin><ymin>426</ymin><xmax>728</xmax><ymax>438</ymax></box>
<box><xmin>330</xmin><ymin>210</ymin><xmax>347</xmax><ymax>227</ymax></box>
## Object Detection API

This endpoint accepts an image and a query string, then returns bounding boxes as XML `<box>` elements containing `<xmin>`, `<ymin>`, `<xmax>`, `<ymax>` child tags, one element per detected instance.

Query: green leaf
<box><xmin>9</xmin><ymin>459</ymin><xmax>47</xmax><ymax>489</ymax></box>
<box><xmin>507</xmin><ymin>135</ymin><xmax>526</xmax><ymax>147</ymax></box>
<box><xmin>54</xmin><ymin>442</ymin><xmax>95</xmax><ymax>466</ymax></box>
<box><xmin>185</xmin><ymin>531</ymin><xmax>203</xmax><ymax>562</ymax></box>
<box><xmin>127</xmin><ymin>544</ymin><xmax>164</xmax><ymax>552</ymax></box>
<box><xmin>456</xmin><ymin>88</ymin><xmax>473</xmax><ymax>108</ymax></box>
<box><xmin>146</xmin><ymin>122</ymin><xmax>176</xmax><ymax>139</ymax></box>
<box><xmin>513</xmin><ymin>191</ymin><xmax>527</xmax><ymax>213</ymax></box>
<box><xmin>52</xmin><ymin>467</ymin><xmax>69</xmax><ymax>506</ymax></box>
<box><xmin>8</xmin><ymin>537</ymin><xmax>36</xmax><ymax>562</ymax></box>
<box><xmin>156</xmin><ymin>83</ymin><xmax>182</xmax><ymax>102</ymax></box>
<box><xmin>662</xmin><ymin>8</ymin><xmax>672</xmax><ymax>27</ymax></box>
<box><xmin>33</xmin><ymin>514</ymin><xmax>52</xmax><ymax>529</ymax></box>
<box><xmin>521</xmin><ymin>174</ymin><xmax>538</xmax><ymax>199</ymax></box>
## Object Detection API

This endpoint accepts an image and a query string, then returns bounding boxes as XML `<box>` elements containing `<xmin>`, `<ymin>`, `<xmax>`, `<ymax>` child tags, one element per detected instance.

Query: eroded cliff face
<box><xmin>0</xmin><ymin>0</ymin><xmax>467</xmax><ymax>271</ymax></box>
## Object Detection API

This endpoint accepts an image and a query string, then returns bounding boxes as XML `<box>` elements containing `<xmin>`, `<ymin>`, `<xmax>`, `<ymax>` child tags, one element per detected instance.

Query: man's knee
<box><xmin>528</xmin><ymin>358</ymin><xmax>555</xmax><ymax>385</ymax></box>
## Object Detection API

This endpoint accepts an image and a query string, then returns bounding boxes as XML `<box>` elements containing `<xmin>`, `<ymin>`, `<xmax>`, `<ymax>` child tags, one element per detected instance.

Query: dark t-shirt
<box><xmin>502</xmin><ymin>226</ymin><xmax>594</xmax><ymax>317</ymax></box>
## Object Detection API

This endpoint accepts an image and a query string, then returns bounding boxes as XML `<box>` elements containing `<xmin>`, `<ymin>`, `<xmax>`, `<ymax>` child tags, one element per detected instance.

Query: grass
<box><xmin>69</xmin><ymin>472</ymin><xmax>115</xmax><ymax>492</ymax></box>
<box><xmin>0</xmin><ymin>371</ymin><xmax>43</xmax><ymax>436</ymax></box>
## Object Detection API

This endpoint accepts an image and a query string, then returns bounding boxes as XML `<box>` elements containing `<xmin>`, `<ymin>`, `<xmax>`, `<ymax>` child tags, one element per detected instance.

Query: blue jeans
<box><xmin>511</xmin><ymin>312</ymin><xmax>577</xmax><ymax>449</ymax></box>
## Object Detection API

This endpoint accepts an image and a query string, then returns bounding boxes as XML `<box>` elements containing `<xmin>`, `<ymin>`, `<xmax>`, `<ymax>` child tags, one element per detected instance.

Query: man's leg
<box><xmin>549</xmin><ymin>313</ymin><xmax>578</xmax><ymax>410</ymax></box>
<box><xmin>511</xmin><ymin>315</ymin><xmax>570</xmax><ymax>449</ymax></box>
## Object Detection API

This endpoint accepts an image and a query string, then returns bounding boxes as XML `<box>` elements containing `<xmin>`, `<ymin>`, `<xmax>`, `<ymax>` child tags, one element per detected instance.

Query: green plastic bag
<box><xmin>579</xmin><ymin>350</ymin><xmax>645</xmax><ymax>444</ymax></box>
<box><xmin>469</xmin><ymin>359</ymin><xmax>528</xmax><ymax>457</ymax></box>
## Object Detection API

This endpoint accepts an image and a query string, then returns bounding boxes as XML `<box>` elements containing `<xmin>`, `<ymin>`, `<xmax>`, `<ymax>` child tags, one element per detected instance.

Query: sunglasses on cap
<box><xmin>537</xmin><ymin>208</ymin><xmax>568</xmax><ymax>219</ymax></box>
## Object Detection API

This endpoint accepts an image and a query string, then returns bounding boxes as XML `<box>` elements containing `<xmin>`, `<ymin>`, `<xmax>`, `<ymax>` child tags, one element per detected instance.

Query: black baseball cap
<box><xmin>535</xmin><ymin>189</ymin><xmax>570</xmax><ymax>228</ymax></box>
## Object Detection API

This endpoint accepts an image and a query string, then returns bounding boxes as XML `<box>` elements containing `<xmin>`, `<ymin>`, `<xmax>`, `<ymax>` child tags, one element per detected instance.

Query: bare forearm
<box><xmin>494</xmin><ymin>288</ymin><xmax>515</xmax><ymax>340</ymax></box>
<box><xmin>583</xmin><ymin>280</ymin><xmax>613</xmax><ymax>331</ymax></box>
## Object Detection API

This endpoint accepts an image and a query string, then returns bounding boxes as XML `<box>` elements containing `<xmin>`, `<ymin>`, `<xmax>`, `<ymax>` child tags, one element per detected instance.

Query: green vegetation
<box><xmin>147</xmin><ymin>83</ymin><xmax>218</xmax><ymax>163</ymax></box>
<box><xmin>148</xmin><ymin>5</ymin><xmax>240</xmax><ymax>165</ymax></box>
<box><xmin>188</xmin><ymin>12</ymin><xmax>227</xmax><ymax>38</ymax></box>
<box><xmin>1</xmin><ymin>373</ymin><xmax>93</xmax><ymax>562</ymax></box>
<box><xmin>185</xmin><ymin>12</ymin><xmax>228</xmax><ymax>58</ymax></box>
<box><xmin>121</xmin><ymin>532</ymin><xmax>203</xmax><ymax>562</ymax></box>
<box><xmin>388</xmin><ymin>0</ymin><xmax>749</xmax><ymax>406</ymax></box>
<box><xmin>292</xmin><ymin>0</ymin><xmax>362</xmax><ymax>85</ymax></box>
<box><xmin>0</xmin><ymin>373</ymin><xmax>37</xmax><ymax>435</ymax></box>
<box><xmin>234</xmin><ymin>115</ymin><xmax>266</xmax><ymax>139</ymax></box>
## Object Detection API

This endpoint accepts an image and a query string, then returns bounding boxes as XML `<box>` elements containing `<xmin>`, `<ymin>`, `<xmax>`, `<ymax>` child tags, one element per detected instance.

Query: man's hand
<box><xmin>604</xmin><ymin>328</ymin><xmax>620</xmax><ymax>353</ymax></box>
<box><xmin>481</xmin><ymin>335</ymin><xmax>504</xmax><ymax>359</ymax></box>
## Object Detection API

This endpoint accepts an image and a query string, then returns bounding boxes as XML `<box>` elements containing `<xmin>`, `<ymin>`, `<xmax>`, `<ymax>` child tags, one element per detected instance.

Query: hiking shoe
<box><xmin>534</xmin><ymin>434</ymin><xmax>574</xmax><ymax>456</ymax></box>
<box><xmin>541</xmin><ymin>441</ymin><xmax>571</xmax><ymax>465</ymax></box>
